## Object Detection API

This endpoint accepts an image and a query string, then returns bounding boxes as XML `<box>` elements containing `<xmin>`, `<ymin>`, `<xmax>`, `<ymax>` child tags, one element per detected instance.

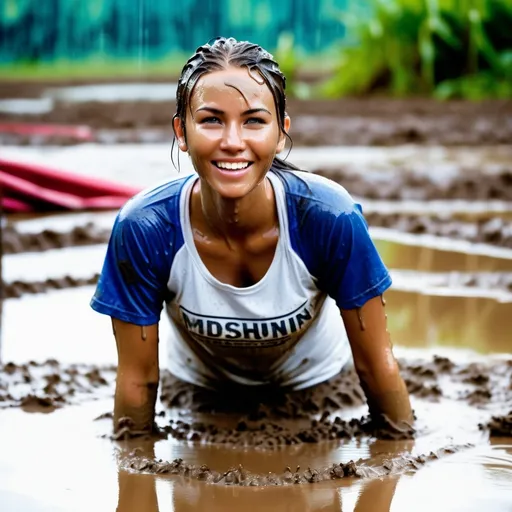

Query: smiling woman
<box><xmin>90</xmin><ymin>37</ymin><xmax>413</xmax><ymax>438</ymax></box>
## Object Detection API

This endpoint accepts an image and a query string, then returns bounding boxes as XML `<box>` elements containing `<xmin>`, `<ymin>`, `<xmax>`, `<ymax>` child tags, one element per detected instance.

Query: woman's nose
<box><xmin>220</xmin><ymin>122</ymin><xmax>246</xmax><ymax>152</ymax></box>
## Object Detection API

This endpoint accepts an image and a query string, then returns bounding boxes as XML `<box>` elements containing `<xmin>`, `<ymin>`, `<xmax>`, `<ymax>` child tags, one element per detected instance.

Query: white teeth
<box><xmin>215</xmin><ymin>161</ymin><xmax>250</xmax><ymax>170</ymax></box>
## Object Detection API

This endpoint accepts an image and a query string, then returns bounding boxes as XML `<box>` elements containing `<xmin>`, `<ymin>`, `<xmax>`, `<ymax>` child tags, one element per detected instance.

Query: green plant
<box><xmin>273</xmin><ymin>32</ymin><xmax>312</xmax><ymax>99</ymax></box>
<box><xmin>321</xmin><ymin>0</ymin><xmax>512</xmax><ymax>99</ymax></box>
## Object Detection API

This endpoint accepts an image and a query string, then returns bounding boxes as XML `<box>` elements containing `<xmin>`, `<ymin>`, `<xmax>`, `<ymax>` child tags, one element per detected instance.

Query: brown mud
<box><xmin>124</xmin><ymin>444</ymin><xmax>468</xmax><ymax>486</ymax></box>
<box><xmin>315</xmin><ymin>166</ymin><xmax>512</xmax><ymax>202</ymax></box>
<box><xmin>2</xmin><ymin>223</ymin><xmax>110</xmax><ymax>254</ymax></box>
<box><xmin>3</xmin><ymin>274</ymin><xmax>100</xmax><ymax>298</ymax></box>
<box><xmin>1</xmin><ymin>83</ymin><xmax>511</xmax><ymax>146</ymax></box>
<box><xmin>0</xmin><ymin>360</ymin><xmax>115</xmax><ymax>410</ymax></box>
<box><xmin>2</xmin><ymin>355</ymin><xmax>509</xmax><ymax>437</ymax></box>
<box><xmin>367</xmin><ymin>214</ymin><xmax>512</xmax><ymax>248</ymax></box>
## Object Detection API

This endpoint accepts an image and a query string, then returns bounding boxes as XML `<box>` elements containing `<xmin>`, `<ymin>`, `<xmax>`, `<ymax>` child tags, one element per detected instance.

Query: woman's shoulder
<box><xmin>117</xmin><ymin>174</ymin><xmax>193</xmax><ymax>229</ymax></box>
<box><xmin>274</xmin><ymin>169</ymin><xmax>358</xmax><ymax>217</ymax></box>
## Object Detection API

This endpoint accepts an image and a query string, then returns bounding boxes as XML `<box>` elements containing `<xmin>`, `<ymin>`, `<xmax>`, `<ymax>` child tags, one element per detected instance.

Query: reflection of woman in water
<box><xmin>91</xmin><ymin>37</ymin><xmax>412</xmax><ymax>436</ymax></box>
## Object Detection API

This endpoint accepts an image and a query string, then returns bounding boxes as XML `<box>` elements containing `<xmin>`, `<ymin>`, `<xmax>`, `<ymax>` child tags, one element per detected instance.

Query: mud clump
<box><xmin>0</xmin><ymin>360</ymin><xmax>116</xmax><ymax>409</ymax></box>
<box><xmin>163</xmin><ymin>413</ymin><xmax>415</xmax><ymax>448</ymax></box>
<box><xmin>315</xmin><ymin>166</ymin><xmax>512</xmax><ymax>202</ymax></box>
<box><xmin>2</xmin><ymin>224</ymin><xmax>110</xmax><ymax>254</ymax></box>
<box><xmin>125</xmin><ymin>445</ymin><xmax>468</xmax><ymax>486</ymax></box>
<box><xmin>480</xmin><ymin>411</ymin><xmax>512</xmax><ymax>437</ymax></box>
<box><xmin>4</xmin><ymin>275</ymin><xmax>100</xmax><ymax>298</ymax></box>
<box><xmin>365</xmin><ymin>213</ymin><xmax>512</xmax><ymax>249</ymax></box>
<box><xmin>160</xmin><ymin>368</ymin><xmax>365</xmax><ymax>420</ymax></box>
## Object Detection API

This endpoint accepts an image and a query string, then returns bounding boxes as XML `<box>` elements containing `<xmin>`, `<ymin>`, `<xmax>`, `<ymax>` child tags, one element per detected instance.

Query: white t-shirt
<box><xmin>91</xmin><ymin>169</ymin><xmax>391</xmax><ymax>389</ymax></box>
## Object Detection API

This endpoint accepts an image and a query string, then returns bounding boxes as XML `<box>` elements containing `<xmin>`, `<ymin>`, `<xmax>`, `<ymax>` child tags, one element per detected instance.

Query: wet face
<box><xmin>174</xmin><ymin>67</ymin><xmax>290</xmax><ymax>200</ymax></box>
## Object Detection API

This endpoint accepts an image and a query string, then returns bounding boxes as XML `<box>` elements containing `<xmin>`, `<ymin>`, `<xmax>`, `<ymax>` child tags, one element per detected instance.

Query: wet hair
<box><xmin>172</xmin><ymin>36</ymin><xmax>299</xmax><ymax>173</ymax></box>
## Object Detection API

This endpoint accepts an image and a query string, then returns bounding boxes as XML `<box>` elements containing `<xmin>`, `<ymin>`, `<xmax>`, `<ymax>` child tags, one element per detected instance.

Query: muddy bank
<box><xmin>481</xmin><ymin>411</ymin><xmax>512</xmax><ymax>436</ymax></box>
<box><xmin>3</xmin><ymin>354</ymin><xmax>507</xmax><ymax>429</ymax></box>
<box><xmin>2</xmin><ymin>223</ymin><xmax>109</xmax><ymax>254</ymax></box>
<box><xmin>367</xmin><ymin>214</ymin><xmax>512</xmax><ymax>249</ymax></box>
<box><xmin>316</xmin><ymin>166</ymin><xmax>512</xmax><ymax>202</ymax></box>
<box><xmin>125</xmin><ymin>444</ymin><xmax>467</xmax><ymax>486</ymax></box>
<box><xmin>3</xmin><ymin>274</ymin><xmax>100</xmax><ymax>298</ymax></box>
<box><xmin>0</xmin><ymin>360</ymin><xmax>115</xmax><ymax>410</ymax></box>
<box><xmin>1</xmin><ymin>94</ymin><xmax>512</xmax><ymax>146</ymax></box>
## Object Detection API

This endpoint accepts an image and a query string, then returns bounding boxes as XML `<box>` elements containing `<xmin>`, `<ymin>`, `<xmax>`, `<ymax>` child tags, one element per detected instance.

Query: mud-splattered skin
<box><xmin>343</xmin><ymin>296</ymin><xmax>413</xmax><ymax>428</ymax></box>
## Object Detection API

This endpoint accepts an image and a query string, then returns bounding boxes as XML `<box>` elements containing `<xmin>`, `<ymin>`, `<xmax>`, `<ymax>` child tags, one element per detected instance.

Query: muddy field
<box><xmin>1</xmin><ymin>81</ymin><xmax>512</xmax><ymax>510</ymax></box>
<box><xmin>1</xmin><ymin>80</ymin><xmax>512</xmax><ymax>146</ymax></box>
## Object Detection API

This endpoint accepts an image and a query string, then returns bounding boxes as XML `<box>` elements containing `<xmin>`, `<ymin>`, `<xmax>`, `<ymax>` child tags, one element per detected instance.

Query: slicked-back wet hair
<box><xmin>172</xmin><ymin>36</ymin><xmax>298</xmax><ymax>172</ymax></box>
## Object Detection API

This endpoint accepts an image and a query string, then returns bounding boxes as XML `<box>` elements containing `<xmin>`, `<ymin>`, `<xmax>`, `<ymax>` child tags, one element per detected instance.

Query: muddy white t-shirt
<box><xmin>91</xmin><ymin>169</ymin><xmax>391</xmax><ymax>390</ymax></box>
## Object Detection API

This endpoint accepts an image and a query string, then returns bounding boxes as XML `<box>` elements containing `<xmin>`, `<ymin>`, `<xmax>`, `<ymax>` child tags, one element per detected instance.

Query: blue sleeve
<box><xmin>282</xmin><ymin>171</ymin><xmax>391</xmax><ymax>310</ymax></box>
<box><xmin>318</xmin><ymin>203</ymin><xmax>391</xmax><ymax>309</ymax></box>
<box><xmin>90</xmin><ymin>209</ymin><xmax>172</xmax><ymax>325</ymax></box>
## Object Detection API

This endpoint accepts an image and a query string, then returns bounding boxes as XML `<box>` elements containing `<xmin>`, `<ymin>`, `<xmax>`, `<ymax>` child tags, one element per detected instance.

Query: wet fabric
<box><xmin>91</xmin><ymin>170</ymin><xmax>391</xmax><ymax>389</ymax></box>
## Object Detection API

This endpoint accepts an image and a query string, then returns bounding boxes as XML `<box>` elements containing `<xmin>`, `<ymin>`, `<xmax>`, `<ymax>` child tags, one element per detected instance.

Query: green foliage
<box><xmin>273</xmin><ymin>33</ymin><xmax>312</xmax><ymax>99</ymax></box>
<box><xmin>322</xmin><ymin>0</ymin><xmax>512</xmax><ymax>99</ymax></box>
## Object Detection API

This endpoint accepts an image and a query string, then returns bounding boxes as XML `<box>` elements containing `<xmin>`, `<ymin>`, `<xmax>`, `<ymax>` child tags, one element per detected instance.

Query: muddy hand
<box><xmin>113</xmin><ymin>416</ymin><xmax>167</xmax><ymax>441</ymax></box>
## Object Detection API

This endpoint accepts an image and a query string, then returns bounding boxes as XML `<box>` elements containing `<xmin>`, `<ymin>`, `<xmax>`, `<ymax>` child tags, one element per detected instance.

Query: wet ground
<box><xmin>1</xmin><ymin>81</ymin><xmax>512</xmax><ymax>146</ymax></box>
<box><xmin>1</xmin><ymin>82</ymin><xmax>512</xmax><ymax>511</ymax></box>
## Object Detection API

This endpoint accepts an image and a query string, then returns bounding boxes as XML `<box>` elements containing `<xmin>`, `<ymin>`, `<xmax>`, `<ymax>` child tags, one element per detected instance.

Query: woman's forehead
<box><xmin>191</xmin><ymin>67</ymin><xmax>274</xmax><ymax>109</ymax></box>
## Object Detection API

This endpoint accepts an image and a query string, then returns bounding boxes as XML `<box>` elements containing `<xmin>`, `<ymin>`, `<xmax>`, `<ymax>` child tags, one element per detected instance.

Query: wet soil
<box><xmin>315</xmin><ymin>166</ymin><xmax>512</xmax><ymax>202</ymax></box>
<box><xmin>2</xmin><ymin>355</ymin><xmax>509</xmax><ymax>440</ymax></box>
<box><xmin>124</xmin><ymin>445</ymin><xmax>466</xmax><ymax>486</ymax></box>
<box><xmin>367</xmin><ymin>214</ymin><xmax>512</xmax><ymax>248</ymax></box>
<box><xmin>1</xmin><ymin>81</ymin><xmax>511</xmax><ymax>146</ymax></box>
<box><xmin>0</xmin><ymin>360</ymin><xmax>115</xmax><ymax>410</ymax></box>
<box><xmin>1</xmin><ymin>223</ymin><xmax>110</xmax><ymax>255</ymax></box>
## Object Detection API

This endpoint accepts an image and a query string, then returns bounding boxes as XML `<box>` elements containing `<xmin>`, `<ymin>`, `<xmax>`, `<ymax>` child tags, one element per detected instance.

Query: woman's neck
<box><xmin>194</xmin><ymin>177</ymin><xmax>276</xmax><ymax>241</ymax></box>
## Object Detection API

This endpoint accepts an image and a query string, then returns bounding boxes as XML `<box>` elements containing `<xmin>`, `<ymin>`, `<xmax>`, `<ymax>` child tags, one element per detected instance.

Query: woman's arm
<box><xmin>112</xmin><ymin>318</ymin><xmax>160</xmax><ymax>436</ymax></box>
<box><xmin>341</xmin><ymin>295</ymin><xmax>413</xmax><ymax>427</ymax></box>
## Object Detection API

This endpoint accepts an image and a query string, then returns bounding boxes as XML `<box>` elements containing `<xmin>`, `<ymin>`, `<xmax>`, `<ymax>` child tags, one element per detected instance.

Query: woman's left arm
<box><xmin>340</xmin><ymin>295</ymin><xmax>413</xmax><ymax>427</ymax></box>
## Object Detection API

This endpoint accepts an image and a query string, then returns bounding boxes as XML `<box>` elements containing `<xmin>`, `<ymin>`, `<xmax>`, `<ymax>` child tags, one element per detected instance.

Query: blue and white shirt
<box><xmin>91</xmin><ymin>169</ymin><xmax>391</xmax><ymax>389</ymax></box>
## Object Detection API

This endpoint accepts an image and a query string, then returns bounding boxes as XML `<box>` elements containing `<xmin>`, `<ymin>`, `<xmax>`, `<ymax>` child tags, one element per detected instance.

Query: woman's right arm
<box><xmin>112</xmin><ymin>318</ymin><xmax>160</xmax><ymax>436</ymax></box>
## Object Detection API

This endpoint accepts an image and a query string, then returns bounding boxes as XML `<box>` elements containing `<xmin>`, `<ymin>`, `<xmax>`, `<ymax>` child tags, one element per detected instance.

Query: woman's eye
<box><xmin>246</xmin><ymin>117</ymin><xmax>265</xmax><ymax>125</ymax></box>
<box><xmin>201</xmin><ymin>116</ymin><xmax>221</xmax><ymax>124</ymax></box>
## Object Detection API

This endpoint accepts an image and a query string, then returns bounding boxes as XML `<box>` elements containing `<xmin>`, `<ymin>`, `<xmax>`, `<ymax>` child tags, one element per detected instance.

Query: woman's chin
<box><xmin>211</xmin><ymin>182</ymin><xmax>256</xmax><ymax>200</ymax></box>
<box><xmin>205</xmin><ymin>175</ymin><xmax>263</xmax><ymax>200</ymax></box>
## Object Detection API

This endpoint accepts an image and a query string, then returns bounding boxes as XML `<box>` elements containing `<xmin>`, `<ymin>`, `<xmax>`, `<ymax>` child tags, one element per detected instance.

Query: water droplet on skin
<box><xmin>357</xmin><ymin>308</ymin><xmax>366</xmax><ymax>331</ymax></box>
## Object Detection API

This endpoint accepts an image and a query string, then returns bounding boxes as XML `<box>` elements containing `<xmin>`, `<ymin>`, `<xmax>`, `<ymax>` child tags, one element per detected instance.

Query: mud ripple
<box><xmin>124</xmin><ymin>444</ymin><xmax>470</xmax><ymax>486</ymax></box>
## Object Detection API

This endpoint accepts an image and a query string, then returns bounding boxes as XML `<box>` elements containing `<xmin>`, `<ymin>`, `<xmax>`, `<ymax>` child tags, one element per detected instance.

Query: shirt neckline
<box><xmin>180</xmin><ymin>171</ymin><xmax>288</xmax><ymax>294</ymax></box>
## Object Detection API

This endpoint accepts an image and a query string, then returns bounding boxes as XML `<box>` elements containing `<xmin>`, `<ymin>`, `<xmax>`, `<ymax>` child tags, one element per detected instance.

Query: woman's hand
<box><xmin>341</xmin><ymin>295</ymin><xmax>413</xmax><ymax>428</ymax></box>
<box><xmin>112</xmin><ymin>318</ymin><xmax>160</xmax><ymax>437</ymax></box>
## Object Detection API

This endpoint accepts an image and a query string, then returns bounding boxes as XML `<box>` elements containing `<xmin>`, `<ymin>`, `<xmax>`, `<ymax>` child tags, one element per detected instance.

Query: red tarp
<box><xmin>0</xmin><ymin>158</ymin><xmax>142</xmax><ymax>213</ymax></box>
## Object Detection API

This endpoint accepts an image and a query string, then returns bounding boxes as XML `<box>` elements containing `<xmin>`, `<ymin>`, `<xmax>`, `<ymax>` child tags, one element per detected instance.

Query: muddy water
<box><xmin>1</xmin><ymin>272</ymin><xmax>512</xmax><ymax>510</ymax></box>
<box><xmin>0</xmin><ymin>390</ymin><xmax>510</xmax><ymax>511</ymax></box>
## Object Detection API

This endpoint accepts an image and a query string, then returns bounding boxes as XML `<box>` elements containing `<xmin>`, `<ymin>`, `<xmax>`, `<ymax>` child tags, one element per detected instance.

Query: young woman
<box><xmin>91</xmin><ymin>37</ymin><xmax>413</xmax><ymax>436</ymax></box>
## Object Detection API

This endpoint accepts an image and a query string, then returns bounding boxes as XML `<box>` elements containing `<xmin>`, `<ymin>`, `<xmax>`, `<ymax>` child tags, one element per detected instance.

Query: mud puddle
<box><xmin>0</xmin><ymin>361</ymin><xmax>511</xmax><ymax>510</ymax></box>
<box><xmin>1</xmin><ymin>290</ymin><xmax>511</xmax><ymax>508</ymax></box>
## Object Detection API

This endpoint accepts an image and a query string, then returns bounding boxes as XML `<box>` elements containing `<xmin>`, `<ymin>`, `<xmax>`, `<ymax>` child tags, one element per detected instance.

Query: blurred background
<box><xmin>1</xmin><ymin>0</ymin><xmax>512</xmax><ymax>98</ymax></box>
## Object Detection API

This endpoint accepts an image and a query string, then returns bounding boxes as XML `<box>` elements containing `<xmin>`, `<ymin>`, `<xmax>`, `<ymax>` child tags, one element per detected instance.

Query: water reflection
<box><xmin>386</xmin><ymin>290</ymin><xmax>512</xmax><ymax>354</ymax></box>
<box><xmin>375</xmin><ymin>233</ymin><xmax>512</xmax><ymax>272</ymax></box>
<box><xmin>115</xmin><ymin>467</ymin><xmax>401</xmax><ymax>512</ymax></box>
